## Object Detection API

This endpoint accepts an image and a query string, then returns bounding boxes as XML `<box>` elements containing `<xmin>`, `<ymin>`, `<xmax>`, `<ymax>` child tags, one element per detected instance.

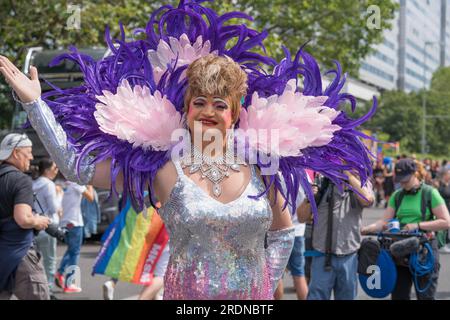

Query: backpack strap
<box><xmin>394</xmin><ymin>190</ymin><xmax>405</xmax><ymax>218</ymax></box>
<box><xmin>0</xmin><ymin>166</ymin><xmax>17</xmax><ymax>178</ymax></box>
<box><xmin>324</xmin><ymin>184</ymin><xmax>334</xmax><ymax>271</ymax></box>
<box><xmin>420</xmin><ymin>184</ymin><xmax>433</xmax><ymax>221</ymax></box>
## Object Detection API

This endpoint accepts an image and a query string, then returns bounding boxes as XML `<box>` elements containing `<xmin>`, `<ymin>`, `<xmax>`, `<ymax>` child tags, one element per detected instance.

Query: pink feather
<box><xmin>237</xmin><ymin>80</ymin><xmax>341</xmax><ymax>156</ymax></box>
<box><xmin>147</xmin><ymin>34</ymin><xmax>218</xmax><ymax>84</ymax></box>
<box><xmin>94</xmin><ymin>79</ymin><xmax>183</xmax><ymax>151</ymax></box>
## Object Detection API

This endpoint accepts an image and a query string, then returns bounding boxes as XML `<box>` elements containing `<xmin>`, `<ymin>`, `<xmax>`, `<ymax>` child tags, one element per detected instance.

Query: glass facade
<box><xmin>359</xmin><ymin>0</ymin><xmax>449</xmax><ymax>92</ymax></box>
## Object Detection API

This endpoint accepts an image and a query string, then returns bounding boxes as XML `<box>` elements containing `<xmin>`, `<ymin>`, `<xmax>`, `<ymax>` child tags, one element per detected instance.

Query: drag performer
<box><xmin>0</xmin><ymin>0</ymin><xmax>376</xmax><ymax>299</ymax></box>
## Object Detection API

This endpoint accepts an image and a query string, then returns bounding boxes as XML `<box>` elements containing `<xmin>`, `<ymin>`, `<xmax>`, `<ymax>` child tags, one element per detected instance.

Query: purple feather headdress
<box><xmin>41</xmin><ymin>0</ymin><xmax>376</xmax><ymax>219</ymax></box>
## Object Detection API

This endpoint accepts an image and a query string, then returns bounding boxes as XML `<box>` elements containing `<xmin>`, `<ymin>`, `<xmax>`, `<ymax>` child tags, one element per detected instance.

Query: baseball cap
<box><xmin>394</xmin><ymin>158</ymin><xmax>417</xmax><ymax>183</ymax></box>
<box><xmin>0</xmin><ymin>133</ymin><xmax>33</xmax><ymax>161</ymax></box>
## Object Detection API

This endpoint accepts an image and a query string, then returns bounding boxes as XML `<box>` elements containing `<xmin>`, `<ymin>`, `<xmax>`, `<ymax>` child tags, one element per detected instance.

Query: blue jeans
<box><xmin>307</xmin><ymin>253</ymin><xmax>358</xmax><ymax>300</ymax></box>
<box><xmin>35</xmin><ymin>231</ymin><xmax>57</xmax><ymax>291</ymax></box>
<box><xmin>287</xmin><ymin>236</ymin><xmax>306</xmax><ymax>277</ymax></box>
<box><xmin>58</xmin><ymin>226</ymin><xmax>83</xmax><ymax>280</ymax></box>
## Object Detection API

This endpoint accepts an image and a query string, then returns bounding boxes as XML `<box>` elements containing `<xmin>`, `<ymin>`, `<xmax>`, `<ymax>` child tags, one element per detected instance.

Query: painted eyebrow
<box><xmin>193</xmin><ymin>96</ymin><xmax>228</xmax><ymax>106</ymax></box>
<box><xmin>192</xmin><ymin>97</ymin><xmax>207</xmax><ymax>104</ymax></box>
<box><xmin>213</xmin><ymin>98</ymin><xmax>228</xmax><ymax>105</ymax></box>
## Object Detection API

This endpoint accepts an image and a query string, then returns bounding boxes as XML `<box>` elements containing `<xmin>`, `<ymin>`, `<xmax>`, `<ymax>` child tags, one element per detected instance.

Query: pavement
<box><xmin>48</xmin><ymin>206</ymin><xmax>450</xmax><ymax>300</ymax></box>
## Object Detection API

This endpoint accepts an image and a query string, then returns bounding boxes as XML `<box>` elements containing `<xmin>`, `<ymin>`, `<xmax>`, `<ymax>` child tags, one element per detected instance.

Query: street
<box><xmin>49</xmin><ymin>206</ymin><xmax>450</xmax><ymax>300</ymax></box>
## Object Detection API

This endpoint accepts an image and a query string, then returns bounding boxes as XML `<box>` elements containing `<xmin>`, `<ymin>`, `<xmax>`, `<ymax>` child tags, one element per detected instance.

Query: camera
<box><xmin>41</xmin><ymin>219</ymin><xmax>67</xmax><ymax>242</ymax></box>
<box><xmin>32</xmin><ymin>215</ymin><xmax>67</xmax><ymax>242</ymax></box>
<box><xmin>33</xmin><ymin>193</ymin><xmax>67</xmax><ymax>242</ymax></box>
<box><xmin>313</xmin><ymin>174</ymin><xmax>331</xmax><ymax>205</ymax></box>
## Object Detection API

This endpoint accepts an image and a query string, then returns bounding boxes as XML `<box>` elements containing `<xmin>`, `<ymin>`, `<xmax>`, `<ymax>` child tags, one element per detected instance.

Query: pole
<box><xmin>421</xmin><ymin>42</ymin><xmax>429</xmax><ymax>155</ymax></box>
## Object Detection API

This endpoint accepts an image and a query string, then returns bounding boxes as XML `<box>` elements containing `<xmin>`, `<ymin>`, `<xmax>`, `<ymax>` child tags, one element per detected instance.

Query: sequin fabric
<box><xmin>266</xmin><ymin>227</ymin><xmax>296</xmax><ymax>292</ymax></box>
<box><xmin>159</xmin><ymin>161</ymin><xmax>273</xmax><ymax>300</ymax></box>
<box><xmin>17</xmin><ymin>95</ymin><xmax>95</xmax><ymax>184</ymax></box>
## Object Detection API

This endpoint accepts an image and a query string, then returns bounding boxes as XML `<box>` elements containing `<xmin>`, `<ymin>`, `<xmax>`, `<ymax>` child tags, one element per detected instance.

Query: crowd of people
<box><xmin>373</xmin><ymin>155</ymin><xmax>448</xmax><ymax>209</ymax></box>
<box><xmin>273</xmin><ymin>155</ymin><xmax>450</xmax><ymax>301</ymax></box>
<box><xmin>0</xmin><ymin>134</ymin><xmax>103</xmax><ymax>299</ymax></box>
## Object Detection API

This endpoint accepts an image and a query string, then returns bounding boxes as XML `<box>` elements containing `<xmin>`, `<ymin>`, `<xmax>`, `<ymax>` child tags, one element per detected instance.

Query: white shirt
<box><xmin>60</xmin><ymin>181</ymin><xmax>87</xmax><ymax>227</ymax></box>
<box><xmin>32</xmin><ymin>176</ymin><xmax>63</xmax><ymax>224</ymax></box>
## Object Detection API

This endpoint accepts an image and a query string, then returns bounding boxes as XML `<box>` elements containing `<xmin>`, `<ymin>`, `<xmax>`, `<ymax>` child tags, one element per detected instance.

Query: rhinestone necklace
<box><xmin>180</xmin><ymin>144</ymin><xmax>246</xmax><ymax>197</ymax></box>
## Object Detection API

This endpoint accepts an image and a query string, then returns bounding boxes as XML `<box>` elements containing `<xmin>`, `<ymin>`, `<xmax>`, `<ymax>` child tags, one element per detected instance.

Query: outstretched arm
<box><xmin>361</xmin><ymin>206</ymin><xmax>395</xmax><ymax>234</ymax></box>
<box><xmin>0</xmin><ymin>55</ymin><xmax>119</xmax><ymax>190</ymax></box>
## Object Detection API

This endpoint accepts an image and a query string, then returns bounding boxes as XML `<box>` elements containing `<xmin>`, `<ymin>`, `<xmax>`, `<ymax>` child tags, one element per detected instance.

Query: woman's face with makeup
<box><xmin>186</xmin><ymin>94</ymin><xmax>234</xmax><ymax>139</ymax></box>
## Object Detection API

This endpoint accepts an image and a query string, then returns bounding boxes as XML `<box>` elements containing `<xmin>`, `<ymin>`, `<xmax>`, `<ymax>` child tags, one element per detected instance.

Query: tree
<box><xmin>358</xmin><ymin>68</ymin><xmax>450</xmax><ymax>157</ymax></box>
<box><xmin>426</xmin><ymin>67</ymin><xmax>450</xmax><ymax>156</ymax></box>
<box><xmin>361</xmin><ymin>90</ymin><xmax>423</xmax><ymax>153</ymax></box>
<box><xmin>0</xmin><ymin>0</ymin><xmax>171</xmax><ymax>129</ymax></box>
<box><xmin>207</xmin><ymin>0</ymin><xmax>398</xmax><ymax>75</ymax></box>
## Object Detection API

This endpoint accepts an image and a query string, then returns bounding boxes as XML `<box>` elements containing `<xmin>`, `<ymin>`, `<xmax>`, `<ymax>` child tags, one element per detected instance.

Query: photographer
<box><xmin>0</xmin><ymin>133</ymin><xmax>50</xmax><ymax>300</ymax></box>
<box><xmin>298</xmin><ymin>170</ymin><xmax>374</xmax><ymax>300</ymax></box>
<box><xmin>33</xmin><ymin>158</ymin><xmax>63</xmax><ymax>297</ymax></box>
<box><xmin>362</xmin><ymin>159</ymin><xmax>450</xmax><ymax>300</ymax></box>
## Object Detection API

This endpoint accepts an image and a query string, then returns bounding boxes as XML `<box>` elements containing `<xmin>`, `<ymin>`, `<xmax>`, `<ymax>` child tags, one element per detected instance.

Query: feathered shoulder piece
<box><xmin>42</xmin><ymin>0</ymin><xmax>376</xmax><ymax>218</ymax></box>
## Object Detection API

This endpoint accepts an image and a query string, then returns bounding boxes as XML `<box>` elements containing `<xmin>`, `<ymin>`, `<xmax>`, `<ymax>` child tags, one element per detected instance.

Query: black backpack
<box><xmin>358</xmin><ymin>237</ymin><xmax>381</xmax><ymax>275</ymax></box>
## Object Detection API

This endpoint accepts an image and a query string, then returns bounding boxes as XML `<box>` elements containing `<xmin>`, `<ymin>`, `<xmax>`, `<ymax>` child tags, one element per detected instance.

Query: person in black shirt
<box><xmin>0</xmin><ymin>133</ymin><xmax>50</xmax><ymax>300</ymax></box>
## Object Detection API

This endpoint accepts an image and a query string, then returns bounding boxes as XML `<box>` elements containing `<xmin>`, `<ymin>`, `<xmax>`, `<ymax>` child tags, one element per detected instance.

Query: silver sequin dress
<box><xmin>159</xmin><ymin>160</ymin><xmax>273</xmax><ymax>300</ymax></box>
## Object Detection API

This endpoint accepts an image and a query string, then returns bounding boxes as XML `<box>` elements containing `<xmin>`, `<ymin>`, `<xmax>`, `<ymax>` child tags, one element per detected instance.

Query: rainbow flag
<box><xmin>92</xmin><ymin>201</ymin><xmax>168</xmax><ymax>285</ymax></box>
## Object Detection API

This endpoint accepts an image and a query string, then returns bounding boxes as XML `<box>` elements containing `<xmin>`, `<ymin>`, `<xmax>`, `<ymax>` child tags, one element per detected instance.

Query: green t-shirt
<box><xmin>388</xmin><ymin>187</ymin><xmax>445</xmax><ymax>225</ymax></box>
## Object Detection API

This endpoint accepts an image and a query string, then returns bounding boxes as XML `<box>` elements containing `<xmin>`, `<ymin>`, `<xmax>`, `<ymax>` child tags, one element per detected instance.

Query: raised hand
<box><xmin>0</xmin><ymin>55</ymin><xmax>41</xmax><ymax>103</ymax></box>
